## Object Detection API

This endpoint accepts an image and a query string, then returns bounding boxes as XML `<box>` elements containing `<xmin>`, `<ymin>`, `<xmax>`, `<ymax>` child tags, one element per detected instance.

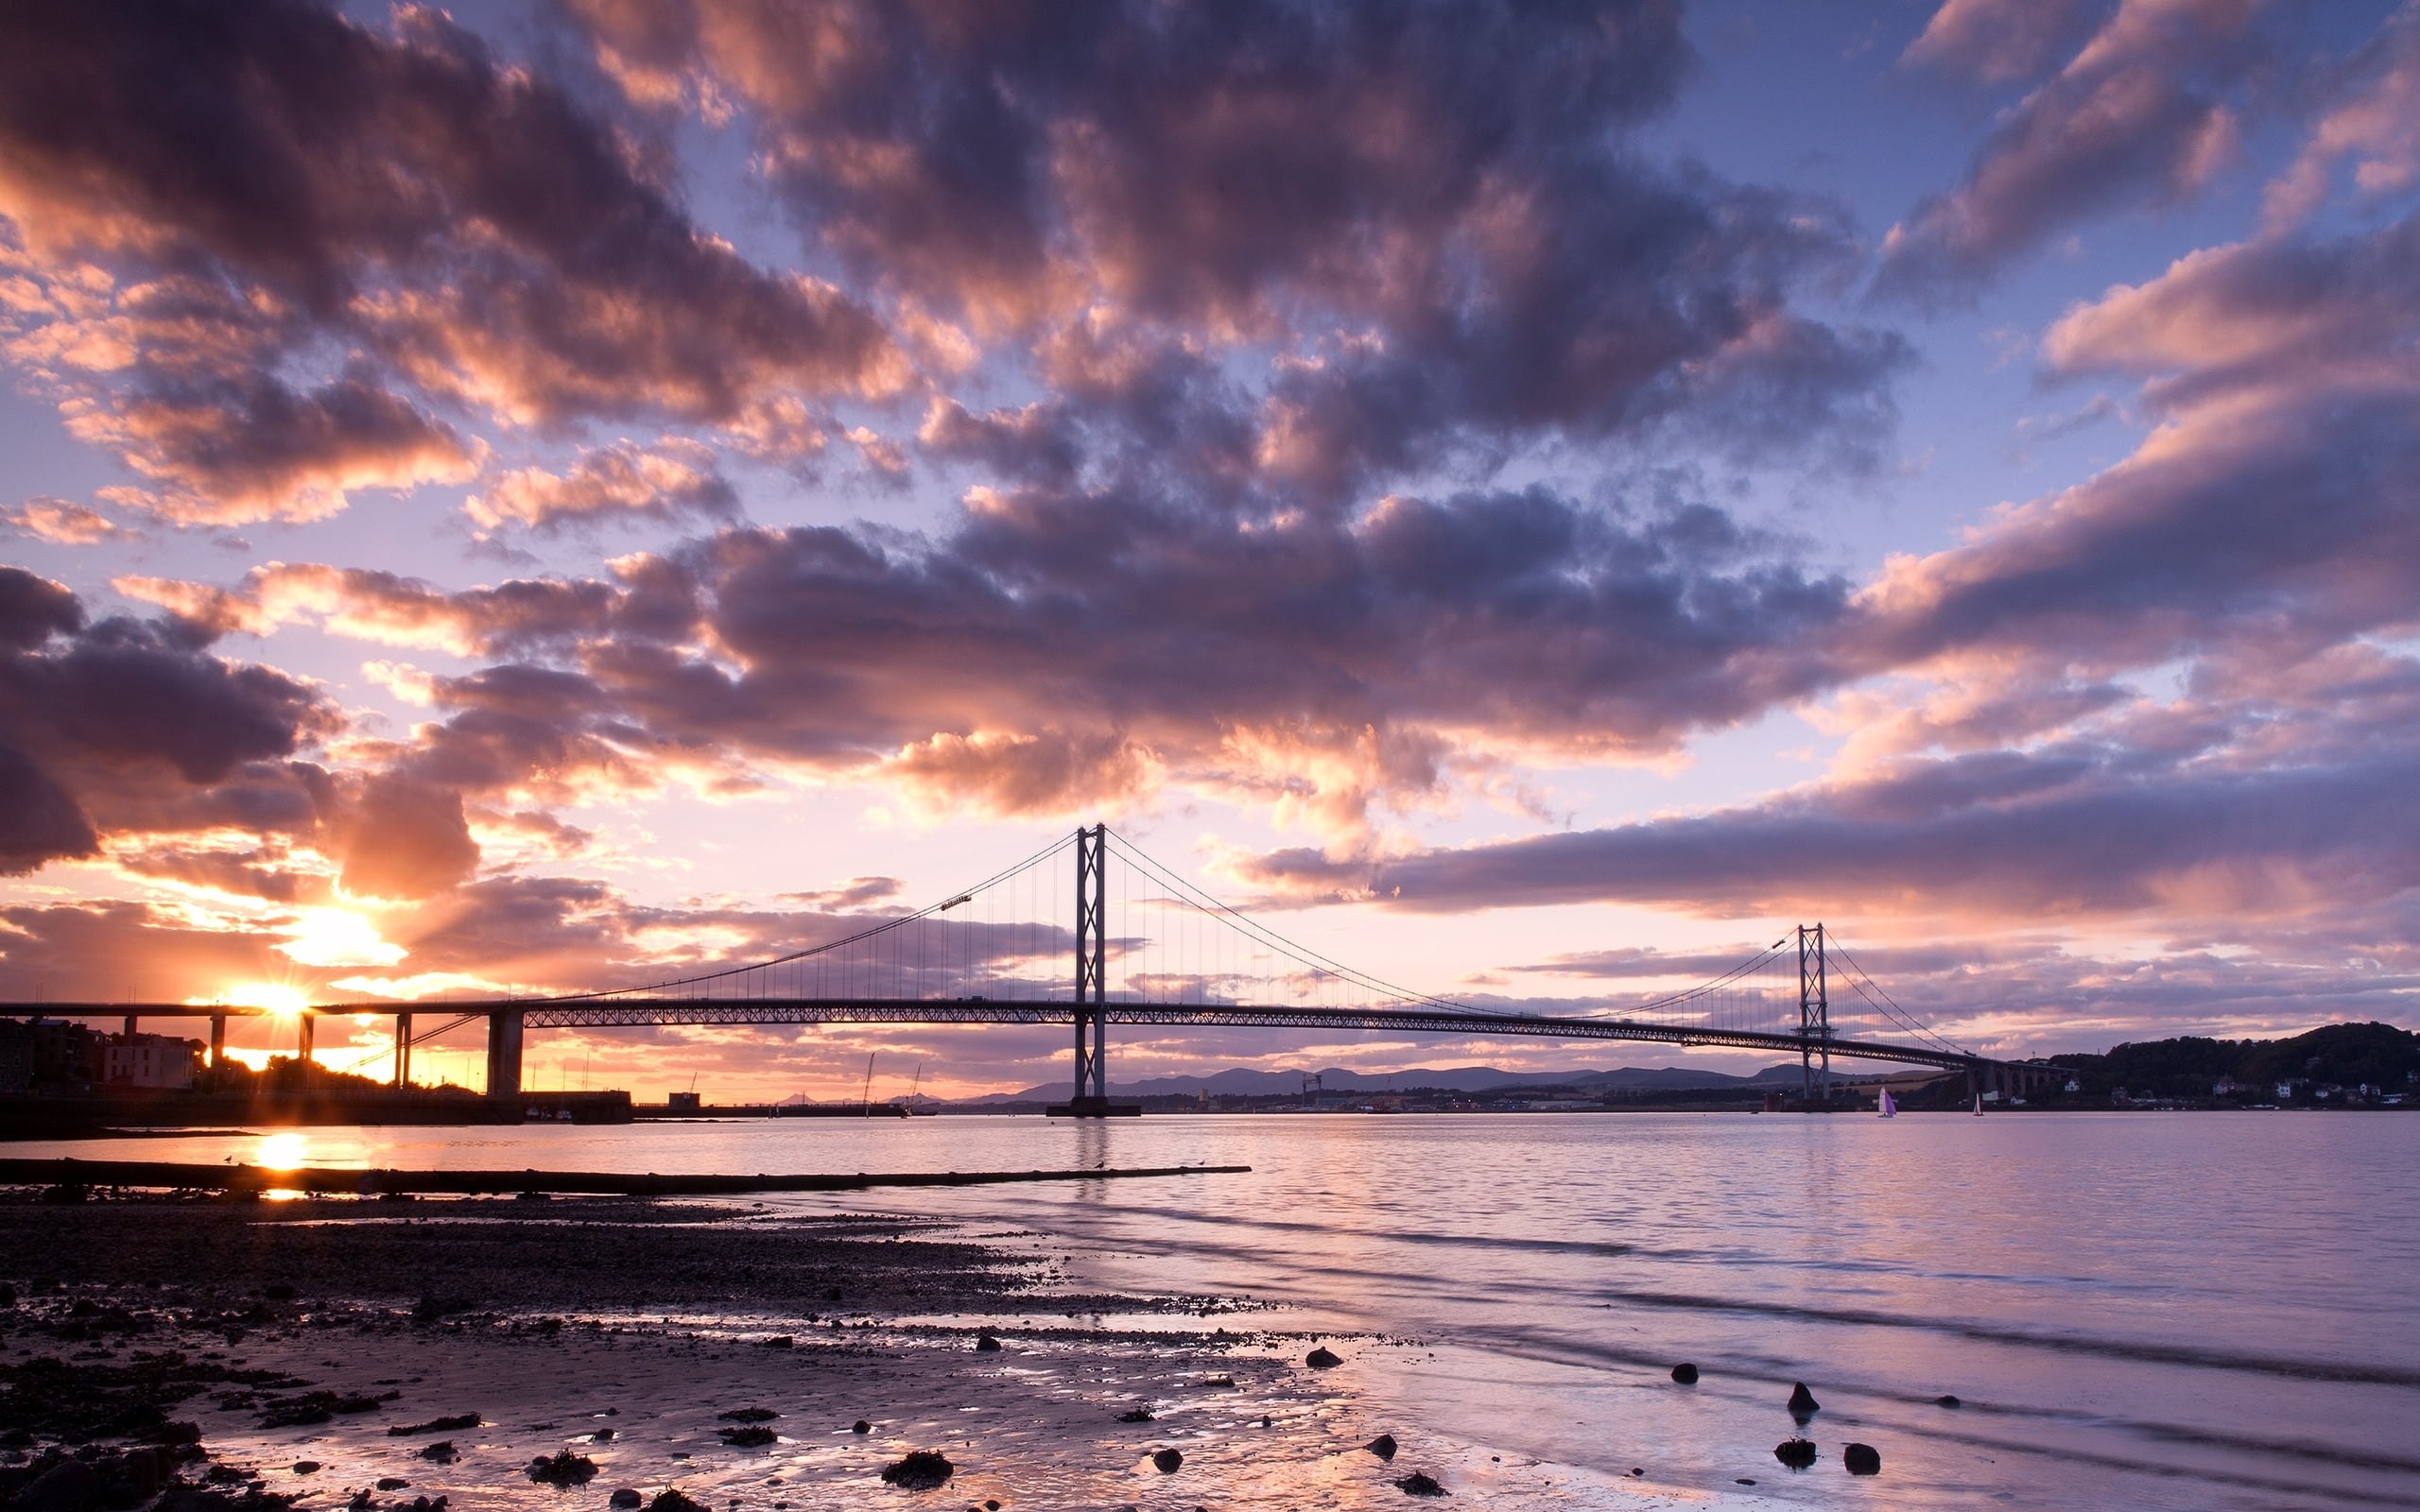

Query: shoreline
<box><xmin>0</xmin><ymin>1193</ymin><xmax>1772</xmax><ymax>1511</ymax></box>
<box><xmin>0</xmin><ymin>1158</ymin><xmax>1253</xmax><ymax>1197</ymax></box>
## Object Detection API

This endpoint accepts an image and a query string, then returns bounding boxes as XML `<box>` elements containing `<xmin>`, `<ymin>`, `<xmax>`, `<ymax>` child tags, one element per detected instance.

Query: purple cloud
<box><xmin>0</xmin><ymin>0</ymin><xmax>899</xmax><ymax>523</ymax></box>
<box><xmin>0</xmin><ymin>570</ymin><xmax>333</xmax><ymax>873</ymax></box>
<box><xmin>1876</xmin><ymin>0</ymin><xmax>2265</xmax><ymax>301</ymax></box>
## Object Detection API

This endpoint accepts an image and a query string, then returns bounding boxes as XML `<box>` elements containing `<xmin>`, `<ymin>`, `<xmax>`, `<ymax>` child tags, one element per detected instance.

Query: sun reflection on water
<box><xmin>255</xmin><ymin>1131</ymin><xmax>308</xmax><ymax>1169</ymax></box>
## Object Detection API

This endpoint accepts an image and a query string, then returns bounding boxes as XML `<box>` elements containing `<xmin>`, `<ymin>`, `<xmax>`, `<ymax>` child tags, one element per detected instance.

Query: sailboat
<box><xmin>1876</xmin><ymin>1088</ymin><xmax>1897</xmax><ymax>1119</ymax></box>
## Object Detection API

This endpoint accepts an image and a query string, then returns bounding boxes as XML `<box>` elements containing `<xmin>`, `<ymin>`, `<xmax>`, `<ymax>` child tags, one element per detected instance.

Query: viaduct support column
<box><xmin>297</xmin><ymin>1014</ymin><xmax>315</xmax><ymax>1069</ymax></box>
<box><xmin>209</xmin><ymin>1014</ymin><xmax>227</xmax><ymax>1069</ymax></box>
<box><xmin>394</xmin><ymin>1011</ymin><xmax>413</xmax><ymax>1089</ymax></box>
<box><xmin>485</xmin><ymin>1009</ymin><xmax>525</xmax><ymax>1099</ymax></box>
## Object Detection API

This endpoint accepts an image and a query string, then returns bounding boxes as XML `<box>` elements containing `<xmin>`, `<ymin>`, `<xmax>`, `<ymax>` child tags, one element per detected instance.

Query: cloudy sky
<box><xmin>3</xmin><ymin>0</ymin><xmax>2416</xmax><ymax>1099</ymax></box>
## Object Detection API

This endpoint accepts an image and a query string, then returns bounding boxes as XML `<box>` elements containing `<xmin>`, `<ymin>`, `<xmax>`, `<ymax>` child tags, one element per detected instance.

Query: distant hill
<box><xmin>955</xmin><ymin>1060</ymin><xmax>1810</xmax><ymax>1104</ymax></box>
<box><xmin>2047</xmin><ymin>1021</ymin><xmax>2420</xmax><ymax>1102</ymax></box>
<box><xmin>954</xmin><ymin>1022</ymin><xmax>2420</xmax><ymax>1108</ymax></box>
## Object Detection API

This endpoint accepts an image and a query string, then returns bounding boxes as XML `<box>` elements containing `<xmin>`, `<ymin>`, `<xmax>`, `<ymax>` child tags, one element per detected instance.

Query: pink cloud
<box><xmin>1903</xmin><ymin>0</ymin><xmax>2097</xmax><ymax>84</ymax></box>
<box><xmin>468</xmin><ymin>438</ymin><xmax>737</xmax><ymax>535</ymax></box>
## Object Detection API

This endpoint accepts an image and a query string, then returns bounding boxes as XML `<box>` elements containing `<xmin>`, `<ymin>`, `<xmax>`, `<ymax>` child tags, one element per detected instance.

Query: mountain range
<box><xmin>953</xmin><ymin>1061</ymin><xmax>1816</xmax><ymax>1103</ymax></box>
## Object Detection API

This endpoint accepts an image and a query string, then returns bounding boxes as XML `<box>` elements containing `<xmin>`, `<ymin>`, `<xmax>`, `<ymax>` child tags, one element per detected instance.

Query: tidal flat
<box><xmin>0</xmin><ymin>1194</ymin><xmax>1758</xmax><ymax>1511</ymax></box>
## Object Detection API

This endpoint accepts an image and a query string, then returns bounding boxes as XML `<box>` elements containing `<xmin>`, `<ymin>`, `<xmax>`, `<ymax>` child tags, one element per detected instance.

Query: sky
<box><xmin>3</xmin><ymin>0</ymin><xmax>2418</xmax><ymax>1101</ymax></box>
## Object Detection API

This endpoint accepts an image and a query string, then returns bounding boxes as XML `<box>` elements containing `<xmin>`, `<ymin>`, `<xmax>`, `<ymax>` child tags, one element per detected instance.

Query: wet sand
<box><xmin>0</xmin><ymin>1193</ymin><xmax>1774</xmax><ymax>1510</ymax></box>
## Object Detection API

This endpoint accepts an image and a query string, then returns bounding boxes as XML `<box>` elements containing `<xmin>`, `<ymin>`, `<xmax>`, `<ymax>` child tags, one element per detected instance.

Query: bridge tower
<box><xmin>1797</xmin><ymin>923</ymin><xmax>1831</xmax><ymax>1108</ymax></box>
<box><xmin>1050</xmin><ymin>823</ymin><xmax>1138</xmax><ymax>1116</ymax></box>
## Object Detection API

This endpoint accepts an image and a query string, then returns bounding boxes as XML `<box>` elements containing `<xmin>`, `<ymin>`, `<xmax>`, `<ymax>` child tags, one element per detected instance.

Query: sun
<box><xmin>224</xmin><ymin>983</ymin><xmax>313</xmax><ymax>1017</ymax></box>
<box><xmin>275</xmin><ymin>907</ymin><xmax>406</xmax><ymax>969</ymax></box>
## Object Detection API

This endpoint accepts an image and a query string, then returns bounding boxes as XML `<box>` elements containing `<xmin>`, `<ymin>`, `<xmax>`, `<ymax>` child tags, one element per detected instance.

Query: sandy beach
<box><xmin>0</xmin><ymin>1190</ymin><xmax>1783</xmax><ymax>1511</ymax></box>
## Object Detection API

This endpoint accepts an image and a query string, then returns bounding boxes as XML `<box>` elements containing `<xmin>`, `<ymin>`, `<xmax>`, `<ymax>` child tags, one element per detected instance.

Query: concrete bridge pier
<box><xmin>393</xmin><ymin>1011</ymin><xmax>413</xmax><ymax>1088</ymax></box>
<box><xmin>209</xmin><ymin>1014</ymin><xmax>226</xmax><ymax>1068</ymax></box>
<box><xmin>297</xmin><ymin>1013</ymin><xmax>315</xmax><ymax>1066</ymax></box>
<box><xmin>486</xmin><ymin>1008</ymin><xmax>524</xmax><ymax>1098</ymax></box>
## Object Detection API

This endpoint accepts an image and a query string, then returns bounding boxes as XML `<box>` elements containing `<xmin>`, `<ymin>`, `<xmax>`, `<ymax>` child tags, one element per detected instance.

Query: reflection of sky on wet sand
<box><xmin>190</xmin><ymin>1301</ymin><xmax>1640</xmax><ymax>1512</ymax></box>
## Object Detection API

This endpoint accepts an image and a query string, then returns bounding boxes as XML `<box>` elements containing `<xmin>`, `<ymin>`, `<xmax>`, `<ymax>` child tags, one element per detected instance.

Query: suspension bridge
<box><xmin>14</xmin><ymin>825</ymin><xmax>2056</xmax><ymax>1109</ymax></box>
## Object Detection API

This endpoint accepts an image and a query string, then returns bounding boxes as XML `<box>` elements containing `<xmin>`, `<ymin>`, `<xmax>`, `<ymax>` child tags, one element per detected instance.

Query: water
<box><xmin>28</xmin><ymin>1111</ymin><xmax>2420</xmax><ymax>1508</ymax></box>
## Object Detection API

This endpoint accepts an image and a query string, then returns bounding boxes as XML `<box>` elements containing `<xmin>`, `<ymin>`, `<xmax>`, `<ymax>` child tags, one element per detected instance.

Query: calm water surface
<box><xmin>30</xmin><ymin>1111</ymin><xmax>2420</xmax><ymax>1509</ymax></box>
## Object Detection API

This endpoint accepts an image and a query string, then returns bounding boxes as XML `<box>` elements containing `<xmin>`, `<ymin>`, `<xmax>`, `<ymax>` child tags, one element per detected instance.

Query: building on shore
<box><xmin>0</xmin><ymin>1019</ymin><xmax>204</xmax><ymax>1092</ymax></box>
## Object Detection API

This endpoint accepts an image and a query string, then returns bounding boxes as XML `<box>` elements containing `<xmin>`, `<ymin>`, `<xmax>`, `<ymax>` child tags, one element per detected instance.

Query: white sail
<box><xmin>1877</xmin><ymin>1089</ymin><xmax>1897</xmax><ymax>1118</ymax></box>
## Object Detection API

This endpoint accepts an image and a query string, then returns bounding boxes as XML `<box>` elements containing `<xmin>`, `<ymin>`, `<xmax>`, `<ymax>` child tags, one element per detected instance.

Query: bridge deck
<box><xmin>13</xmin><ymin>997</ymin><xmax>1992</xmax><ymax>1072</ymax></box>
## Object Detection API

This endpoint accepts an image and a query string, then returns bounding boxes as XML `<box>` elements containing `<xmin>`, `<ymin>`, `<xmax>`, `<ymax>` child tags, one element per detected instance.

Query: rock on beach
<box><xmin>878</xmin><ymin>1452</ymin><xmax>955</xmax><ymax>1491</ymax></box>
<box><xmin>526</xmin><ymin>1451</ymin><xmax>596</xmax><ymax>1486</ymax></box>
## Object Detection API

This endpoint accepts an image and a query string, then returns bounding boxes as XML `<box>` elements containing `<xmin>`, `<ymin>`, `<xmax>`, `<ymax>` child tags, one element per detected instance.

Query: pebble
<box><xmin>611</xmin><ymin>1491</ymin><xmax>643</xmax><ymax>1508</ymax></box>
<box><xmin>1393</xmin><ymin>1471</ymin><xmax>1447</xmax><ymax>1497</ymax></box>
<box><xmin>1365</xmin><ymin>1434</ymin><xmax>1398</xmax><ymax>1461</ymax></box>
<box><xmin>1934</xmin><ymin>1394</ymin><xmax>1962</xmax><ymax>1408</ymax></box>
<box><xmin>975</xmin><ymin>1333</ymin><xmax>1002</xmax><ymax>1352</ymax></box>
<box><xmin>1151</xmin><ymin>1449</ymin><xmax>1184</xmax><ymax>1474</ymax></box>
<box><xmin>1305</xmin><ymin>1346</ymin><xmax>1342</xmax><ymax>1368</ymax></box>
<box><xmin>293</xmin><ymin>1463</ymin><xmax>322</xmax><ymax>1476</ymax></box>
<box><xmin>1773</xmin><ymin>1438</ymin><xmax>1817</xmax><ymax>1469</ymax></box>
<box><xmin>1669</xmin><ymin>1363</ymin><xmax>1698</xmax><ymax>1384</ymax></box>
<box><xmin>851</xmin><ymin>1421</ymin><xmax>873</xmax><ymax>1435</ymax></box>
<box><xmin>1786</xmin><ymin>1382</ymin><xmax>1820</xmax><ymax>1416</ymax></box>
<box><xmin>1844</xmin><ymin>1442</ymin><xmax>1882</xmax><ymax>1476</ymax></box>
